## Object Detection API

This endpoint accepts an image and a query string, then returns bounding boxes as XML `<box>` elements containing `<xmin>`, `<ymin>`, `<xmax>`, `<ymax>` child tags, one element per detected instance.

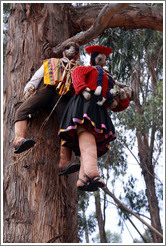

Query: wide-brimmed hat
<box><xmin>85</xmin><ymin>45</ymin><xmax>113</xmax><ymax>56</ymax></box>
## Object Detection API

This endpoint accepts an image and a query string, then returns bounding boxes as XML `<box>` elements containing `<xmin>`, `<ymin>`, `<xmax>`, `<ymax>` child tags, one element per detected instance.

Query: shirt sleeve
<box><xmin>24</xmin><ymin>65</ymin><xmax>44</xmax><ymax>92</ymax></box>
<box><xmin>111</xmin><ymin>98</ymin><xmax>130</xmax><ymax>112</ymax></box>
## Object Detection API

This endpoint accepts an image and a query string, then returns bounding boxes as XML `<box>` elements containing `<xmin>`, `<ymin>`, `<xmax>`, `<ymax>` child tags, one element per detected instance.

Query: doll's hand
<box><xmin>97</xmin><ymin>97</ymin><xmax>106</xmax><ymax>106</ymax></box>
<box><xmin>94</xmin><ymin>86</ymin><xmax>102</xmax><ymax>96</ymax></box>
<box><xmin>82</xmin><ymin>87</ymin><xmax>91</xmax><ymax>100</ymax></box>
<box><xmin>119</xmin><ymin>88</ymin><xmax>127</xmax><ymax>100</ymax></box>
<box><xmin>110</xmin><ymin>88</ymin><xmax>118</xmax><ymax>97</ymax></box>
<box><xmin>23</xmin><ymin>85</ymin><xmax>36</xmax><ymax>100</ymax></box>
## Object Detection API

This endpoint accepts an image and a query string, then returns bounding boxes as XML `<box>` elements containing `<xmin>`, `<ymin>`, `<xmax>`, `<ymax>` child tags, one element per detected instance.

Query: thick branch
<box><xmin>52</xmin><ymin>3</ymin><xmax>129</xmax><ymax>56</ymax></box>
<box><xmin>73</xmin><ymin>4</ymin><xmax>163</xmax><ymax>32</ymax></box>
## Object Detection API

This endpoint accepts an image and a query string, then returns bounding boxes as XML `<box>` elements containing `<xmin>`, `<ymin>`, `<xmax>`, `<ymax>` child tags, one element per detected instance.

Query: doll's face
<box><xmin>124</xmin><ymin>87</ymin><xmax>134</xmax><ymax>100</ymax></box>
<box><xmin>95</xmin><ymin>53</ymin><xmax>107</xmax><ymax>67</ymax></box>
<box><xmin>63</xmin><ymin>43</ymin><xmax>80</xmax><ymax>60</ymax></box>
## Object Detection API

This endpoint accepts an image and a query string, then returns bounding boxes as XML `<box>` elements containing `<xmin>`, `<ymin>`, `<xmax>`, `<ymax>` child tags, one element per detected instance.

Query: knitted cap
<box><xmin>85</xmin><ymin>45</ymin><xmax>113</xmax><ymax>56</ymax></box>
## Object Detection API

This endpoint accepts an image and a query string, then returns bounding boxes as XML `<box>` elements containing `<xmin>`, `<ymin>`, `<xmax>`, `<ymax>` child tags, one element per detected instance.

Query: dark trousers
<box><xmin>14</xmin><ymin>85</ymin><xmax>72</xmax><ymax>125</ymax></box>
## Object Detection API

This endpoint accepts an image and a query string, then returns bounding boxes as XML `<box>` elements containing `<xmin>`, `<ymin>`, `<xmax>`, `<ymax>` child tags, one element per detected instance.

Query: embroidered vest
<box><xmin>43</xmin><ymin>58</ymin><xmax>78</xmax><ymax>95</ymax></box>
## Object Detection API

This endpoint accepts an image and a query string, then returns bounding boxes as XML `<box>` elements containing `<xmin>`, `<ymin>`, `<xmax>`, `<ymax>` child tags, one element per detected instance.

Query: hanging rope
<box><xmin>102</xmin><ymin>186</ymin><xmax>163</xmax><ymax>240</ymax></box>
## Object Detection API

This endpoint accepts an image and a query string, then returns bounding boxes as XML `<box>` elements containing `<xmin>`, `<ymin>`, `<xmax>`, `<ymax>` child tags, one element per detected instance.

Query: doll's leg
<box><xmin>13</xmin><ymin>86</ymin><xmax>55</xmax><ymax>153</ymax></box>
<box><xmin>13</xmin><ymin>120</ymin><xmax>28</xmax><ymax>146</ymax></box>
<box><xmin>13</xmin><ymin>120</ymin><xmax>35</xmax><ymax>154</ymax></box>
<box><xmin>59</xmin><ymin>145</ymin><xmax>72</xmax><ymax>166</ymax></box>
<box><xmin>77</xmin><ymin>130</ymin><xmax>105</xmax><ymax>189</ymax></box>
<box><xmin>58</xmin><ymin>144</ymin><xmax>80</xmax><ymax>175</ymax></box>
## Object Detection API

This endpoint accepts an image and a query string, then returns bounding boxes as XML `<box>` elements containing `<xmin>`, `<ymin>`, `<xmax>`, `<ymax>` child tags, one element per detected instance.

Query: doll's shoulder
<box><xmin>72</xmin><ymin>65</ymin><xmax>96</xmax><ymax>76</ymax></box>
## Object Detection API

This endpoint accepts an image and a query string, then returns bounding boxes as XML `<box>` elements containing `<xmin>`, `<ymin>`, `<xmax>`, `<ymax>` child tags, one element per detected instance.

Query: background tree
<box><xmin>3</xmin><ymin>3</ymin><xmax>163</xmax><ymax>243</ymax></box>
<box><xmin>95</xmin><ymin>22</ymin><xmax>163</xmax><ymax>243</ymax></box>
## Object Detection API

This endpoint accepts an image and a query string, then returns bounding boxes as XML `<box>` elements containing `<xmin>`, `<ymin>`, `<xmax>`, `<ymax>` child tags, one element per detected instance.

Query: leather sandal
<box><xmin>14</xmin><ymin>139</ymin><xmax>35</xmax><ymax>154</ymax></box>
<box><xmin>58</xmin><ymin>162</ymin><xmax>80</xmax><ymax>176</ymax></box>
<box><xmin>77</xmin><ymin>174</ymin><xmax>105</xmax><ymax>192</ymax></box>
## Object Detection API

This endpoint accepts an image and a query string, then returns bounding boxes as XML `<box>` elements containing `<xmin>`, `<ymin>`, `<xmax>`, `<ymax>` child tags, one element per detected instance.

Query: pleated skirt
<box><xmin>58</xmin><ymin>94</ymin><xmax>116</xmax><ymax>157</ymax></box>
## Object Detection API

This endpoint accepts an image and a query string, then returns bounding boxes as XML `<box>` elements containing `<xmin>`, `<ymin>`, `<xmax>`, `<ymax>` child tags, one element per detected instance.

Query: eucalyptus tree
<box><xmin>3</xmin><ymin>2</ymin><xmax>163</xmax><ymax>243</ymax></box>
<box><xmin>97</xmin><ymin>25</ymin><xmax>163</xmax><ymax>243</ymax></box>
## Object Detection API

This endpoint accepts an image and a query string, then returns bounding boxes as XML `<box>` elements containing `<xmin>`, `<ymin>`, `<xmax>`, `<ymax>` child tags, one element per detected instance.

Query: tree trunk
<box><xmin>95</xmin><ymin>191</ymin><xmax>107</xmax><ymax>243</ymax></box>
<box><xmin>82</xmin><ymin>206</ymin><xmax>89</xmax><ymax>243</ymax></box>
<box><xmin>137</xmin><ymin>133</ymin><xmax>163</xmax><ymax>243</ymax></box>
<box><xmin>3</xmin><ymin>3</ymin><xmax>78</xmax><ymax>243</ymax></box>
<box><xmin>133</xmin><ymin>68</ymin><xmax>163</xmax><ymax>243</ymax></box>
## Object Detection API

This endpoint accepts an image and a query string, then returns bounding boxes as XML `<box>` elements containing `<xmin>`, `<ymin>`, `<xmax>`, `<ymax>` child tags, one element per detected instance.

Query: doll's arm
<box><xmin>72</xmin><ymin>66</ymin><xmax>94</xmax><ymax>94</ymax></box>
<box><xmin>82</xmin><ymin>87</ymin><xmax>91</xmax><ymax>100</ymax></box>
<box><xmin>111</xmin><ymin>98</ymin><xmax>130</xmax><ymax>112</ymax></box>
<box><xmin>23</xmin><ymin>65</ymin><xmax>44</xmax><ymax>99</ymax></box>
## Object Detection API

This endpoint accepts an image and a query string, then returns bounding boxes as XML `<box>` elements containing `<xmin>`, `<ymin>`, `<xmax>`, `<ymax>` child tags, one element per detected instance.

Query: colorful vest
<box><xmin>43</xmin><ymin>58</ymin><xmax>78</xmax><ymax>95</ymax></box>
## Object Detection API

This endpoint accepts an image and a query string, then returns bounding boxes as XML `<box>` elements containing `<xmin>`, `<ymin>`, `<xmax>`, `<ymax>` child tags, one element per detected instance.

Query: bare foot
<box><xmin>13</xmin><ymin>137</ymin><xmax>25</xmax><ymax>147</ymax></box>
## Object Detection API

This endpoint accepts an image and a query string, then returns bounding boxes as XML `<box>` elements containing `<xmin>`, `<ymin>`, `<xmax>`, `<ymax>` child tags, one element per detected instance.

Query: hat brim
<box><xmin>85</xmin><ymin>45</ymin><xmax>113</xmax><ymax>56</ymax></box>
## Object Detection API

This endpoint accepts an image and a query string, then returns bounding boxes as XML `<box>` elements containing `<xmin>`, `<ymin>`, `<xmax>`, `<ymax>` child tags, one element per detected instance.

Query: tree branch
<box><xmin>102</xmin><ymin>186</ymin><xmax>163</xmax><ymax>240</ymax></box>
<box><xmin>73</xmin><ymin>4</ymin><xmax>163</xmax><ymax>32</ymax></box>
<box><xmin>52</xmin><ymin>3</ymin><xmax>129</xmax><ymax>57</ymax></box>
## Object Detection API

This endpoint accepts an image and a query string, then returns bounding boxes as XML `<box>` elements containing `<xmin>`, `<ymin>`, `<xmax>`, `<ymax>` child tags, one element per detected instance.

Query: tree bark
<box><xmin>3</xmin><ymin>3</ymin><xmax>78</xmax><ymax>243</ymax></box>
<box><xmin>82</xmin><ymin>206</ymin><xmax>89</xmax><ymax>243</ymax></box>
<box><xmin>133</xmin><ymin>66</ymin><xmax>163</xmax><ymax>243</ymax></box>
<box><xmin>95</xmin><ymin>191</ymin><xmax>107</xmax><ymax>243</ymax></box>
<box><xmin>71</xmin><ymin>4</ymin><xmax>163</xmax><ymax>32</ymax></box>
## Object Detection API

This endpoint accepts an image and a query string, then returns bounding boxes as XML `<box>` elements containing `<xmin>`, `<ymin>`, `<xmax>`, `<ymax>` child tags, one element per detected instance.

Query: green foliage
<box><xmin>78</xmin><ymin>212</ymin><xmax>96</xmax><ymax>242</ymax></box>
<box><xmin>122</xmin><ymin>176</ymin><xmax>148</xmax><ymax>213</ymax></box>
<box><xmin>114</xmin><ymin>80</ymin><xmax>163</xmax><ymax>137</ymax></box>
<box><xmin>99</xmin><ymin>28</ymin><xmax>163</xmax><ymax>82</ymax></box>
<box><xmin>92</xmin><ymin>230</ymin><xmax>122</xmax><ymax>243</ymax></box>
<box><xmin>78</xmin><ymin>192</ymin><xmax>97</xmax><ymax>242</ymax></box>
<box><xmin>133</xmin><ymin>229</ymin><xmax>153</xmax><ymax>243</ymax></box>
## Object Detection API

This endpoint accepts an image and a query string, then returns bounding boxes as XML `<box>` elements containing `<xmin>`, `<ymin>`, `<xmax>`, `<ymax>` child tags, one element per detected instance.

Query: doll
<box><xmin>13</xmin><ymin>42</ymin><xmax>80</xmax><ymax>175</ymax></box>
<box><xmin>58</xmin><ymin>45</ymin><xmax>134</xmax><ymax>191</ymax></box>
<box><xmin>58</xmin><ymin>44</ymin><xmax>135</xmax><ymax>191</ymax></box>
<box><xmin>109</xmin><ymin>84</ymin><xmax>135</xmax><ymax>111</ymax></box>
<box><xmin>59</xmin><ymin>45</ymin><xmax>117</xmax><ymax>191</ymax></box>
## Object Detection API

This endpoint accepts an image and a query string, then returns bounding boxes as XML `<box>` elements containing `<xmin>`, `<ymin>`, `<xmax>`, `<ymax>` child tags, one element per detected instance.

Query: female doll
<box><xmin>58</xmin><ymin>45</ymin><xmax>132</xmax><ymax>191</ymax></box>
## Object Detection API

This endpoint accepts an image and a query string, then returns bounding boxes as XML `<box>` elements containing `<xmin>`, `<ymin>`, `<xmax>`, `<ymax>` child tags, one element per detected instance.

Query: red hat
<box><xmin>85</xmin><ymin>45</ymin><xmax>113</xmax><ymax>56</ymax></box>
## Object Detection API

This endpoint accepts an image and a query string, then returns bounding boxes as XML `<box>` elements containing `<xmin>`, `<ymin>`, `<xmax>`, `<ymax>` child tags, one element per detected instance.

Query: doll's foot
<box><xmin>13</xmin><ymin>137</ymin><xmax>25</xmax><ymax>147</ymax></box>
<box><xmin>13</xmin><ymin>138</ymin><xmax>35</xmax><ymax>154</ymax></box>
<box><xmin>77</xmin><ymin>173</ymin><xmax>105</xmax><ymax>192</ymax></box>
<box><xmin>58</xmin><ymin>162</ymin><xmax>80</xmax><ymax>176</ymax></box>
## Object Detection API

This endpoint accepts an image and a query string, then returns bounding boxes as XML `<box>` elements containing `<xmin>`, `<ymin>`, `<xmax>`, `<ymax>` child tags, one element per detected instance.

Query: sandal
<box><xmin>14</xmin><ymin>139</ymin><xmax>35</xmax><ymax>154</ymax></box>
<box><xmin>58</xmin><ymin>162</ymin><xmax>80</xmax><ymax>176</ymax></box>
<box><xmin>77</xmin><ymin>174</ymin><xmax>105</xmax><ymax>192</ymax></box>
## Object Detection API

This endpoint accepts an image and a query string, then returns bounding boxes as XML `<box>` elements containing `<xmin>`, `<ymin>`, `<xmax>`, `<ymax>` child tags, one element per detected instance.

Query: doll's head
<box><xmin>90</xmin><ymin>52</ymin><xmax>107</xmax><ymax>67</ymax></box>
<box><xmin>123</xmin><ymin>87</ymin><xmax>135</xmax><ymax>101</ymax></box>
<box><xmin>63</xmin><ymin>42</ymin><xmax>80</xmax><ymax>60</ymax></box>
<box><xmin>85</xmin><ymin>45</ymin><xmax>112</xmax><ymax>67</ymax></box>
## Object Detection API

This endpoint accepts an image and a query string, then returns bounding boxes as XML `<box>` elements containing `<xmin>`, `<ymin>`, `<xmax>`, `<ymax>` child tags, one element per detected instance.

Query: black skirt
<box><xmin>58</xmin><ymin>94</ymin><xmax>116</xmax><ymax>157</ymax></box>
